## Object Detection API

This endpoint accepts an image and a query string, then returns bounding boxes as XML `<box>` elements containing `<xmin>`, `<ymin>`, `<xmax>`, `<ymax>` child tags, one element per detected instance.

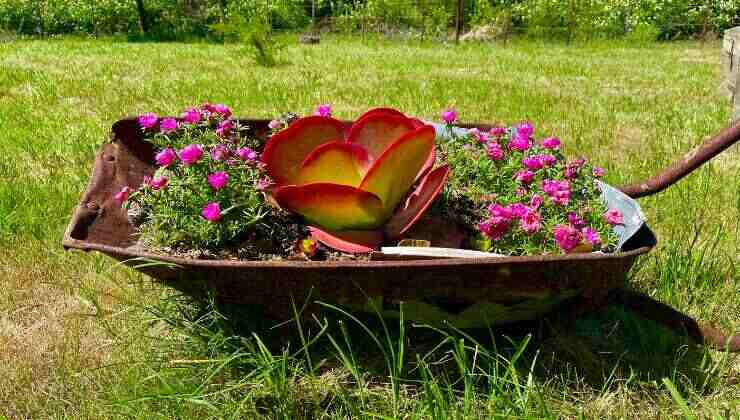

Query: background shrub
<box><xmin>0</xmin><ymin>0</ymin><xmax>738</xmax><ymax>40</ymax></box>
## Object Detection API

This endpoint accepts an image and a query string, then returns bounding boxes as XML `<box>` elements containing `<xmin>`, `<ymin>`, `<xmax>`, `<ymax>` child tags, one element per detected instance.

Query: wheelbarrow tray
<box><xmin>63</xmin><ymin>117</ymin><xmax>661</xmax><ymax>327</ymax></box>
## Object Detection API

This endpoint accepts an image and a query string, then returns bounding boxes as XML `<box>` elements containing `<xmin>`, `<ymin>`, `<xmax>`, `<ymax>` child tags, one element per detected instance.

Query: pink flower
<box><xmin>565</xmin><ymin>158</ymin><xmax>586</xmax><ymax>178</ymax></box>
<box><xmin>314</xmin><ymin>104</ymin><xmax>332</xmax><ymax>117</ymax></box>
<box><xmin>542</xmin><ymin>179</ymin><xmax>571</xmax><ymax>206</ymax></box>
<box><xmin>138</xmin><ymin>113</ymin><xmax>158</xmax><ymax>129</ymax></box>
<box><xmin>179</xmin><ymin>144</ymin><xmax>203</xmax><ymax>166</ymax></box>
<box><xmin>479</xmin><ymin>217</ymin><xmax>510</xmax><ymax>241</ymax></box>
<box><xmin>553</xmin><ymin>224</ymin><xmax>583</xmax><ymax>252</ymax></box>
<box><xmin>237</xmin><ymin>147</ymin><xmax>258</xmax><ymax>161</ymax></box>
<box><xmin>488</xmin><ymin>203</ymin><xmax>513</xmax><ymax>221</ymax></box>
<box><xmin>487</xmin><ymin>142</ymin><xmax>504</xmax><ymax>161</ymax></box>
<box><xmin>159</xmin><ymin>118</ymin><xmax>178</xmax><ymax>133</ymax></box>
<box><xmin>508</xmin><ymin>134</ymin><xmax>531</xmax><ymax>152</ymax></box>
<box><xmin>489</xmin><ymin>126</ymin><xmax>506</xmax><ymax>137</ymax></box>
<box><xmin>592</xmin><ymin>166</ymin><xmax>605</xmax><ymax>177</ymax></box>
<box><xmin>150</xmin><ymin>176</ymin><xmax>168</xmax><ymax>190</ymax></box>
<box><xmin>542</xmin><ymin>179</ymin><xmax>562</xmax><ymax>195</ymax></box>
<box><xmin>208</xmin><ymin>171</ymin><xmax>229</xmax><ymax>190</ymax></box>
<box><xmin>155</xmin><ymin>148</ymin><xmax>177</xmax><ymax>167</ymax></box>
<box><xmin>564</xmin><ymin>158</ymin><xmax>585</xmax><ymax>179</ymax></box>
<box><xmin>114</xmin><ymin>186</ymin><xmax>132</xmax><ymax>204</ymax></box>
<box><xmin>551</xmin><ymin>189</ymin><xmax>571</xmax><ymax>206</ymax></box>
<box><xmin>468</xmin><ymin>128</ymin><xmax>487</xmax><ymax>143</ymax></box>
<box><xmin>530</xmin><ymin>194</ymin><xmax>543</xmax><ymax>209</ymax></box>
<box><xmin>208</xmin><ymin>104</ymin><xmax>232</xmax><ymax>118</ymax></box>
<box><xmin>507</xmin><ymin>203</ymin><xmax>529</xmax><ymax>219</ymax></box>
<box><xmin>210</xmin><ymin>144</ymin><xmax>230</xmax><ymax>161</ymax></box>
<box><xmin>441</xmin><ymin>108</ymin><xmax>457</xmax><ymax>124</ymax></box>
<box><xmin>268</xmin><ymin>119</ymin><xmax>283</xmax><ymax>130</ymax></box>
<box><xmin>522</xmin><ymin>157</ymin><xmax>544</xmax><ymax>171</ymax></box>
<box><xmin>516</xmin><ymin>122</ymin><xmax>534</xmax><ymax>139</ymax></box>
<box><xmin>201</xmin><ymin>202</ymin><xmax>222</xmax><ymax>222</ymax></box>
<box><xmin>520</xmin><ymin>209</ymin><xmax>541</xmax><ymax>234</ymax></box>
<box><xmin>181</xmin><ymin>108</ymin><xmax>201</xmax><ymax>124</ymax></box>
<box><xmin>583</xmin><ymin>227</ymin><xmax>601</xmax><ymax>247</ymax></box>
<box><xmin>256</xmin><ymin>177</ymin><xmax>274</xmax><ymax>190</ymax></box>
<box><xmin>605</xmin><ymin>209</ymin><xmax>623</xmax><ymax>226</ymax></box>
<box><xmin>538</xmin><ymin>154</ymin><xmax>557</xmax><ymax>167</ymax></box>
<box><xmin>142</xmin><ymin>176</ymin><xmax>152</xmax><ymax>187</ymax></box>
<box><xmin>567</xmin><ymin>212</ymin><xmax>586</xmax><ymax>229</ymax></box>
<box><xmin>215</xmin><ymin>119</ymin><xmax>233</xmax><ymax>138</ymax></box>
<box><xmin>515</xmin><ymin>170</ymin><xmax>535</xmax><ymax>185</ymax></box>
<box><xmin>542</xmin><ymin>137</ymin><xmax>560</xmax><ymax>150</ymax></box>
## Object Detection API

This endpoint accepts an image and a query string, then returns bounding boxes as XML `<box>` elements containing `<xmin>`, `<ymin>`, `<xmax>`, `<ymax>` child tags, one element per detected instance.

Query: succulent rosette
<box><xmin>262</xmin><ymin>108</ymin><xmax>450</xmax><ymax>253</ymax></box>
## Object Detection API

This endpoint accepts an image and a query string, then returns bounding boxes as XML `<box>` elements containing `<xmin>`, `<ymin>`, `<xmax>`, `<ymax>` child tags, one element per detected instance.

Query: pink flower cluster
<box><xmin>552</xmin><ymin>221</ymin><xmax>603</xmax><ymax>253</ymax></box>
<box><xmin>137</xmin><ymin>103</ymin><xmax>233</xmax><ymax>134</ymax></box>
<box><xmin>127</xmin><ymin>103</ymin><xmax>270</xmax><ymax>226</ymax></box>
<box><xmin>564</xmin><ymin>158</ymin><xmax>585</xmax><ymax>179</ymax></box>
<box><xmin>542</xmin><ymin>179</ymin><xmax>571</xmax><ymax>206</ymax></box>
<box><xmin>508</xmin><ymin>122</ymin><xmax>533</xmax><ymax>152</ymax></box>
<box><xmin>479</xmin><ymin>202</ymin><xmax>542</xmax><ymax>241</ymax></box>
<box><xmin>456</xmin><ymin>113</ymin><xmax>618</xmax><ymax>255</ymax></box>
<box><xmin>142</xmin><ymin>175</ymin><xmax>168</xmax><ymax>190</ymax></box>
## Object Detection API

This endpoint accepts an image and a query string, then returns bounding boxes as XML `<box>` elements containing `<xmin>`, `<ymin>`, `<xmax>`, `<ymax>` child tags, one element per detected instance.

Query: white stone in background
<box><xmin>722</xmin><ymin>27</ymin><xmax>740</xmax><ymax>121</ymax></box>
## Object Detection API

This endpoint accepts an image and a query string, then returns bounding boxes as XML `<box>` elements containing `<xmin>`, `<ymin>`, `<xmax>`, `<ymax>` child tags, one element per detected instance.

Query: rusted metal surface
<box><xmin>619</xmin><ymin>121</ymin><xmax>740</xmax><ymax>199</ymax></box>
<box><xmin>62</xmin><ymin>117</ymin><xmax>738</xmax><ymax>349</ymax></box>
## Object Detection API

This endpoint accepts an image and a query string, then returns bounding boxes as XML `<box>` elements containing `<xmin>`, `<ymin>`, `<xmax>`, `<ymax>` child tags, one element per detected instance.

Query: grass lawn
<box><xmin>1</xmin><ymin>35</ymin><xmax>739</xmax><ymax>418</ymax></box>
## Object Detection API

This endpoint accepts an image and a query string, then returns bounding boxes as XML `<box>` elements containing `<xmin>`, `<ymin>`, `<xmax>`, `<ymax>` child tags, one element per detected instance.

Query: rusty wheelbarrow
<box><xmin>63</xmin><ymin>117</ymin><xmax>740</xmax><ymax>351</ymax></box>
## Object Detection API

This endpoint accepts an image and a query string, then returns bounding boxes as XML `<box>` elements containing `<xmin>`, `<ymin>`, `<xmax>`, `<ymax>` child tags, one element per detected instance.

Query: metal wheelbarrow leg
<box><xmin>613</xmin><ymin>289</ymin><xmax>740</xmax><ymax>352</ymax></box>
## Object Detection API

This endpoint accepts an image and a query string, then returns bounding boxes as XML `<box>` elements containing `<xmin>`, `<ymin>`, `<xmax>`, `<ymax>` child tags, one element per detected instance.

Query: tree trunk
<box><xmin>135</xmin><ymin>0</ymin><xmax>149</xmax><ymax>34</ymax></box>
<box><xmin>455</xmin><ymin>0</ymin><xmax>463</xmax><ymax>43</ymax></box>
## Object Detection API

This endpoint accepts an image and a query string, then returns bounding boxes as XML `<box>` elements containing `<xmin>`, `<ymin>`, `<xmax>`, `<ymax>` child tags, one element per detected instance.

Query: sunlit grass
<box><xmin>0</xmin><ymin>35</ymin><xmax>738</xmax><ymax>418</ymax></box>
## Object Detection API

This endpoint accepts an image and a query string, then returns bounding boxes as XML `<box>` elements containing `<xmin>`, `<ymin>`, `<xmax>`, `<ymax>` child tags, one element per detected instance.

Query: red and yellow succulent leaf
<box><xmin>273</xmin><ymin>183</ymin><xmax>385</xmax><ymax>231</ymax></box>
<box><xmin>384</xmin><ymin>165</ymin><xmax>450</xmax><ymax>240</ymax></box>
<box><xmin>297</xmin><ymin>142</ymin><xmax>369</xmax><ymax>186</ymax></box>
<box><xmin>346</xmin><ymin>111</ymin><xmax>419</xmax><ymax>163</ymax></box>
<box><xmin>359</xmin><ymin>125</ymin><xmax>436</xmax><ymax>217</ymax></box>
<box><xmin>308</xmin><ymin>226</ymin><xmax>384</xmax><ymax>254</ymax></box>
<box><xmin>354</xmin><ymin>107</ymin><xmax>408</xmax><ymax>120</ymax></box>
<box><xmin>261</xmin><ymin>116</ymin><xmax>347</xmax><ymax>185</ymax></box>
<box><xmin>415</xmin><ymin>147</ymin><xmax>436</xmax><ymax>183</ymax></box>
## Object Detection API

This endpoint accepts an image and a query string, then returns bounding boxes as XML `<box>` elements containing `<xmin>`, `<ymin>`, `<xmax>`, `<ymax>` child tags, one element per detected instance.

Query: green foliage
<box><xmin>0</xmin><ymin>0</ymin><xmax>309</xmax><ymax>38</ymax></box>
<box><xmin>210</xmin><ymin>14</ymin><xmax>281</xmax><ymax>66</ymax></box>
<box><xmin>513</xmin><ymin>0</ymin><xmax>740</xmax><ymax>41</ymax></box>
<box><xmin>0</xmin><ymin>0</ymin><xmax>139</xmax><ymax>35</ymax></box>
<box><xmin>470</xmin><ymin>0</ymin><xmax>498</xmax><ymax>27</ymax></box>
<box><xmin>1</xmin><ymin>0</ymin><xmax>737</xmax><ymax>40</ymax></box>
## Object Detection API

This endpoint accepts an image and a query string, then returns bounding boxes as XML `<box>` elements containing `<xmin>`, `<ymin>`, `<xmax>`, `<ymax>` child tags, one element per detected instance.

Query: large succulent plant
<box><xmin>262</xmin><ymin>108</ymin><xmax>450</xmax><ymax>253</ymax></box>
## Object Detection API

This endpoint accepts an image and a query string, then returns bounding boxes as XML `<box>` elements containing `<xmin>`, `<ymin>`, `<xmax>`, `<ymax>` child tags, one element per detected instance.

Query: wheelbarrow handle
<box><xmin>619</xmin><ymin>121</ymin><xmax>740</xmax><ymax>199</ymax></box>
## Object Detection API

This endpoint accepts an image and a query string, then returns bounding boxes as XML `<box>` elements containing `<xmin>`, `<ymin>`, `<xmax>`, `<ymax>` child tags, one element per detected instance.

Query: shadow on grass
<box><xmin>166</xmin><ymin>290</ymin><xmax>719</xmax><ymax>394</ymax></box>
<box><xmin>106</xmin><ymin>286</ymin><xmax>731</xmax><ymax>418</ymax></box>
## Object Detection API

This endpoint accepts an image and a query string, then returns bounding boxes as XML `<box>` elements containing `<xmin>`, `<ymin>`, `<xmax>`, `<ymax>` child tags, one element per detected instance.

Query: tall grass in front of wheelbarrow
<box><xmin>107</xmin><ymin>291</ymin><xmax>550</xmax><ymax>418</ymax></box>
